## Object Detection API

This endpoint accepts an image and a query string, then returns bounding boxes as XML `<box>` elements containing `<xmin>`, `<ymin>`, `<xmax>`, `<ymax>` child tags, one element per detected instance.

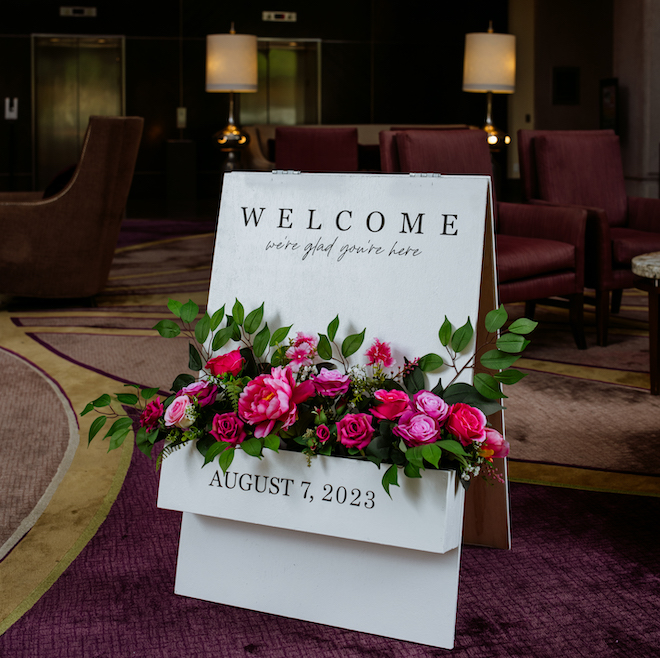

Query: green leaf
<box><xmin>264</xmin><ymin>434</ymin><xmax>280</xmax><ymax>452</ymax></box>
<box><xmin>104</xmin><ymin>416</ymin><xmax>133</xmax><ymax>440</ymax></box>
<box><xmin>474</xmin><ymin>372</ymin><xmax>507</xmax><ymax>399</ymax></box>
<box><xmin>497</xmin><ymin>333</ymin><xmax>530</xmax><ymax>354</ymax></box>
<box><xmin>451</xmin><ymin>318</ymin><xmax>473</xmax><ymax>353</ymax></box>
<box><xmin>212</xmin><ymin>325</ymin><xmax>235</xmax><ymax>351</ymax></box>
<box><xmin>253</xmin><ymin>323</ymin><xmax>271</xmax><ymax>358</ymax></box>
<box><xmin>436</xmin><ymin>439</ymin><xmax>468</xmax><ymax>456</ymax></box>
<box><xmin>153</xmin><ymin>319</ymin><xmax>180</xmax><ymax>338</ymax></box>
<box><xmin>244</xmin><ymin>303</ymin><xmax>265</xmax><ymax>334</ymax></box>
<box><xmin>422</xmin><ymin>443</ymin><xmax>442</xmax><ymax>468</ymax></box>
<box><xmin>494</xmin><ymin>369</ymin><xmax>527</xmax><ymax>385</ymax></box>
<box><xmin>230</xmin><ymin>318</ymin><xmax>241</xmax><ymax>341</ymax></box>
<box><xmin>180</xmin><ymin>299</ymin><xmax>199</xmax><ymax>324</ymax></box>
<box><xmin>194</xmin><ymin>312</ymin><xmax>211</xmax><ymax>345</ymax></box>
<box><xmin>210</xmin><ymin>305</ymin><xmax>225</xmax><ymax>331</ymax></box>
<box><xmin>382</xmin><ymin>464</ymin><xmax>399</xmax><ymax>498</ymax></box>
<box><xmin>270</xmin><ymin>325</ymin><xmax>292</xmax><ymax>346</ymax></box>
<box><xmin>404</xmin><ymin>462</ymin><xmax>422</xmax><ymax>478</ymax></box>
<box><xmin>405</xmin><ymin>445</ymin><xmax>425</xmax><ymax>469</ymax></box>
<box><xmin>116</xmin><ymin>393</ymin><xmax>139</xmax><ymax>405</ymax></box>
<box><xmin>403</xmin><ymin>363</ymin><xmax>425</xmax><ymax>394</ymax></box>
<box><xmin>167</xmin><ymin>299</ymin><xmax>183</xmax><ymax>318</ymax></box>
<box><xmin>189</xmin><ymin>344</ymin><xmax>203</xmax><ymax>371</ymax></box>
<box><xmin>480</xmin><ymin>349</ymin><xmax>521</xmax><ymax>371</ymax></box>
<box><xmin>442</xmin><ymin>382</ymin><xmax>504</xmax><ymax>417</ymax></box>
<box><xmin>240</xmin><ymin>437</ymin><xmax>263</xmax><ymax>457</ymax></box>
<box><xmin>218</xmin><ymin>447</ymin><xmax>235</xmax><ymax>473</ymax></box>
<box><xmin>92</xmin><ymin>394</ymin><xmax>112</xmax><ymax>408</ymax></box>
<box><xmin>439</xmin><ymin>317</ymin><xmax>452</xmax><ymax>346</ymax></box>
<box><xmin>419</xmin><ymin>353</ymin><xmax>443</xmax><ymax>372</ymax></box>
<box><xmin>109</xmin><ymin>428</ymin><xmax>131</xmax><ymax>451</ymax></box>
<box><xmin>341</xmin><ymin>328</ymin><xmax>366</xmax><ymax>358</ymax></box>
<box><xmin>88</xmin><ymin>416</ymin><xmax>107</xmax><ymax>444</ymax></box>
<box><xmin>80</xmin><ymin>402</ymin><xmax>94</xmax><ymax>416</ymax></box>
<box><xmin>508</xmin><ymin>318</ymin><xmax>538</xmax><ymax>335</ymax></box>
<box><xmin>135</xmin><ymin>426</ymin><xmax>153</xmax><ymax>458</ymax></box>
<box><xmin>171</xmin><ymin>373</ymin><xmax>195</xmax><ymax>391</ymax></box>
<box><xmin>204</xmin><ymin>440</ymin><xmax>230</xmax><ymax>466</ymax></box>
<box><xmin>317</xmin><ymin>333</ymin><xmax>333</xmax><ymax>360</ymax></box>
<box><xmin>485</xmin><ymin>305</ymin><xmax>508</xmax><ymax>333</ymax></box>
<box><xmin>327</xmin><ymin>315</ymin><xmax>340</xmax><ymax>342</ymax></box>
<box><xmin>232</xmin><ymin>299</ymin><xmax>245</xmax><ymax>325</ymax></box>
<box><xmin>140</xmin><ymin>387</ymin><xmax>159</xmax><ymax>400</ymax></box>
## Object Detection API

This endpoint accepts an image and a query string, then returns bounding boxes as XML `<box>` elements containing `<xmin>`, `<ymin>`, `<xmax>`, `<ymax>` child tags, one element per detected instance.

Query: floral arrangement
<box><xmin>82</xmin><ymin>299</ymin><xmax>535</xmax><ymax>495</ymax></box>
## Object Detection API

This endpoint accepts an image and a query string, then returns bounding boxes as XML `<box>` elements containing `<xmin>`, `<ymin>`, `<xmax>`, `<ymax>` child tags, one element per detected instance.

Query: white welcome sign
<box><xmin>158</xmin><ymin>171</ymin><xmax>498</xmax><ymax>649</ymax></box>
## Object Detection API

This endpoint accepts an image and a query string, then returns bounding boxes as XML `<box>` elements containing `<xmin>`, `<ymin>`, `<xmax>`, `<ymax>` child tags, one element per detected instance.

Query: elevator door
<box><xmin>32</xmin><ymin>35</ymin><xmax>124</xmax><ymax>189</ymax></box>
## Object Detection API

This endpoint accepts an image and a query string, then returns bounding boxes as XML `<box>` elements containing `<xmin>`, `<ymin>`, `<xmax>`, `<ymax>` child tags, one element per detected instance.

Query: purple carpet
<box><xmin>2</xmin><ymin>446</ymin><xmax>659</xmax><ymax>657</ymax></box>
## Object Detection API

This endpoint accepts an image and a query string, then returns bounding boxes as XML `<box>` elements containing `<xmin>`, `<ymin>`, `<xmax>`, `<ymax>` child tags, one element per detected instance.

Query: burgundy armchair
<box><xmin>518</xmin><ymin>130</ymin><xmax>660</xmax><ymax>346</ymax></box>
<box><xmin>274</xmin><ymin>126</ymin><xmax>359</xmax><ymax>172</ymax></box>
<box><xmin>0</xmin><ymin>116</ymin><xmax>143</xmax><ymax>300</ymax></box>
<box><xmin>380</xmin><ymin>129</ymin><xmax>589</xmax><ymax>348</ymax></box>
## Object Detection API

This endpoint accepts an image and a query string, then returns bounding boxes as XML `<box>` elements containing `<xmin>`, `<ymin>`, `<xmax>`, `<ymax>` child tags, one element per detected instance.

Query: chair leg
<box><xmin>596</xmin><ymin>288</ymin><xmax>610</xmax><ymax>346</ymax></box>
<box><xmin>568</xmin><ymin>293</ymin><xmax>587</xmax><ymax>350</ymax></box>
<box><xmin>524</xmin><ymin>300</ymin><xmax>536</xmax><ymax>320</ymax></box>
<box><xmin>611</xmin><ymin>288</ymin><xmax>623</xmax><ymax>314</ymax></box>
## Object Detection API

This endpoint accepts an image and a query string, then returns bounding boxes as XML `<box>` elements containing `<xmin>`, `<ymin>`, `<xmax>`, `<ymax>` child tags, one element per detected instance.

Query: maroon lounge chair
<box><xmin>274</xmin><ymin>127</ymin><xmax>359</xmax><ymax>172</ymax></box>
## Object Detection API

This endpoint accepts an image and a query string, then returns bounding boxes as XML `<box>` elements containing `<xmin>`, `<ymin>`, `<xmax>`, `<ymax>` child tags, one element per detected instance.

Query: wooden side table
<box><xmin>632</xmin><ymin>251</ymin><xmax>660</xmax><ymax>395</ymax></box>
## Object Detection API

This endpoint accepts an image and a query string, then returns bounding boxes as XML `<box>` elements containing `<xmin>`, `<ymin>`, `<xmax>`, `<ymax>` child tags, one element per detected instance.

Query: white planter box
<box><xmin>158</xmin><ymin>444</ymin><xmax>466</xmax><ymax>649</ymax></box>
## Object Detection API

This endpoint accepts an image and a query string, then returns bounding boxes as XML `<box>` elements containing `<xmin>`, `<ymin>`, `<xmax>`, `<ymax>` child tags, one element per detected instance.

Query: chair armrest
<box><xmin>627</xmin><ymin>196</ymin><xmax>660</xmax><ymax>232</ymax></box>
<box><xmin>0</xmin><ymin>191</ymin><xmax>43</xmax><ymax>203</ymax></box>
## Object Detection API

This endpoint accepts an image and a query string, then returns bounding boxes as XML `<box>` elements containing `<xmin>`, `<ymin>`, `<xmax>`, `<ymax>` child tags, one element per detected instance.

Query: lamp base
<box><xmin>482</xmin><ymin>123</ymin><xmax>510</xmax><ymax>151</ymax></box>
<box><xmin>213</xmin><ymin>122</ymin><xmax>251</xmax><ymax>153</ymax></box>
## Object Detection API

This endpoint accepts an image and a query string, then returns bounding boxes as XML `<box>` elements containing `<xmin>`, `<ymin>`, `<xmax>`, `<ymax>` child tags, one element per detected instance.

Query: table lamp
<box><xmin>462</xmin><ymin>22</ymin><xmax>515</xmax><ymax>148</ymax></box>
<box><xmin>206</xmin><ymin>24</ymin><xmax>258</xmax><ymax>170</ymax></box>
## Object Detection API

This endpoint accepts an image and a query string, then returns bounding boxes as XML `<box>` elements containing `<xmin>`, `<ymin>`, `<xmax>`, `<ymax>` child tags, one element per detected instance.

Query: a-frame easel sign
<box><xmin>158</xmin><ymin>170</ymin><xmax>508</xmax><ymax>649</ymax></box>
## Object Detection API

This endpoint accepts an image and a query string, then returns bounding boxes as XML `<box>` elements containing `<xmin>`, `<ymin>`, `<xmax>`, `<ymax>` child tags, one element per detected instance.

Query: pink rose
<box><xmin>210</xmin><ymin>412</ymin><xmax>247</xmax><ymax>446</ymax></box>
<box><xmin>140</xmin><ymin>397</ymin><xmax>163</xmax><ymax>430</ymax></box>
<box><xmin>313</xmin><ymin>368</ymin><xmax>351</xmax><ymax>397</ymax></box>
<box><xmin>445</xmin><ymin>403</ymin><xmax>487</xmax><ymax>446</ymax></box>
<box><xmin>238</xmin><ymin>366</ymin><xmax>315</xmax><ymax>438</ymax></box>
<box><xmin>164</xmin><ymin>395</ymin><xmax>195</xmax><ymax>429</ymax></box>
<box><xmin>336</xmin><ymin>413</ymin><xmax>374</xmax><ymax>450</ymax></box>
<box><xmin>370</xmin><ymin>389</ymin><xmax>409</xmax><ymax>420</ymax></box>
<box><xmin>365</xmin><ymin>338</ymin><xmax>394</xmax><ymax>368</ymax></box>
<box><xmin>412</xmin><ymin>390</ymin><xmax>450</xmax><ymax>424</ymax></box>
<box><xmin>178</xmin><ymin>380</ymin><xmax>218</xmax><ymax>407</ymax></box>
<box><xmin>393</xmin><ymin>410</ymin><xmax>439</xmax><ymax>447</ymax></box>
<box><xmin>206</xmin><ymin>349</ymin><xmax>245</xmax><ymax>377</ymax></box>
<box><xmin>316</xmin><ymin>424</ymin><xmax>331</xmax><ymax>443</ymax></box>
<box><xmin>482</xmin><ymin>428</ymin><xmax>510</xmax><ymax>458</ymax></box>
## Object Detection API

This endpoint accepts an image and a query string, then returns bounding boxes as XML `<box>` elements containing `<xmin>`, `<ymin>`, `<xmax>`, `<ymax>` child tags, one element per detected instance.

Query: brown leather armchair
<box><xmin>380</xmin><ymin>129</ymin><xmax>589</xmax><ymax>348</ymax></box>
<box><xmin>0</xmin><ymin>116</ymin><xmax>143</xmax><ymax>300</ymax></box>
<box><xmin>518</xmin><ymin>129</ymin><xmax>660</xmax><ymax>346</ymax></box>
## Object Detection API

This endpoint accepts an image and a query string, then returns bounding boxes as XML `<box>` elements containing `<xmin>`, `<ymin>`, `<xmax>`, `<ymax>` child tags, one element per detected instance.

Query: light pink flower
<box><xmin>365</xmin><ymin>338</ymin><xmax>394</xmax><ymax>368</ymax></box>
<box><xmin>178</xmin><ymin>380</ymin><xmax>218</xmax><ymax>407</ymax></box>
<box><xmin>370</xmin><ymin>389</ymin><xmax>409</xmax><ymax>420</ymax></box>
<box><xmin>140</xmin><ymin>398</ymin><xmax>163</xmax><ymax>430</ymax></box>
<box><xmin>482</xmin><ymin>428</ymin><xmax>510</xmax><ymax>458</ymax></box>
<box><xmin>336</xmin><ymin>413</ymin><xmax>374</xmax><ymax>450</ymax></box>
<box><xmin>164</xmin><ymin>395</ymin><xmax>195</xmax><ymax>429</ymax></box>
<box><xmin>316</xmin><ymin>424</ymin><xmax>331</xmax><ymax>443</ymax></box>
<box><xmin>293</xmin><ymin>332</ymin><xmax>318</xmax><ymax>349</ymax></box>
<box><xmin>238</xmin><ymin>366</ymin><xmax>315</xmax><ymax>438</ymax></box>
<box><xmin>285</xmin><ymin>342</ymin><xmax>315</xmax><ymax>372</ymax></box>
<box><xmin>445</xmin><ymin>403</ymin><xmax>487</xmax><ymax>446</ymax></box>
<box><xmin>210</xmin><ymin>412</ymin><xmax>247</xmax><ymax>446</ymax></box>
<box><xmin>412</xmin><ymin>390</ymin><xmax>450</xmax><ymax>424</ymax></box>
<box><xmin>393</xmin><ymin>410</ymin><xmax>440</xmax><ymax>447</ymax></box>
<box><xmin>313</xmin><ymin>368</ymin><xmax>351</xmax><ymax>397</ymax></box>
<box><xmin>206</xmin><ymin>349</ymin><xmax>244</xmax><ymax>377</ymax></box>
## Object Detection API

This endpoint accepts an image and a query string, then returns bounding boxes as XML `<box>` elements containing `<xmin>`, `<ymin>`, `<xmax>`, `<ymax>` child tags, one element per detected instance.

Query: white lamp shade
<box><xmin>462</xmin><ymin>32</ymin><xmax>516</xmax><ymax>93</ymax></box>
<box><xmin>206</xmin><ymin>33</ymin><xmax>258</xmax><ymax>92</ymax></box>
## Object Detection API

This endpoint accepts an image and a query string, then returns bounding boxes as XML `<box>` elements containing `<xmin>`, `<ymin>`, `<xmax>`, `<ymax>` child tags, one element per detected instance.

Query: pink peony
<box><xmin>393</xmin><ymin>410</ymin><xmax>440</xmax><ymax>447</ymax></box>
<box><xmin>365</xmin><ymin>338</ymin><xmax>394</xmax><ymax>368</ymax></box>
<box><xmin>164</xmin><ymin>395</ymin><xmax>195</xmax><ymax>429</ymax></box>
<box><xmin>316</xmin><ymin>424</ymin><xmax>331</xmax><ymax>443</ymax></box>
<box><xmin>238</xmin><ymin>366</ymin><xmax>315</xmax><ymax>438</ymax></box>
<box><xmin>336</xmin><ymin>413</ymin><xmax>374</xmax><ymax>450</ymax></box>
<box><xmin>178</xmin><ymin>380</ymin><xmax>218</xmax><ymax>407</ymax></box>
<box><xmin>206</xmin><ymin>349</ymin><xmax>245</xmax><ymax>377</ymax></box>
<box><xmin>370</xmin><ymin>389</ymin><xmax>410</xmax><ymax>420</ymax></box>
<box><xmin>210</xmin><ymin>412</ymin><xmax>247</xmax><ymax>446</ymax></box>
<box><xmin>140</xmin><ymin>397</ymin><xmax>163</xmax><ymax>430</ymax></box>
<box><xmin>313</xmin><ymin>368</ymin><xmax>351</xmax><ymax>397</ymax></box>
<box><xmin>412</xmin><ymin>390</ymin><xmax>450</xmax><ymax>424</ymax></box>
<box><xmin>482</xmin><ymin>428</ymin><xmax>510</xmax><ymax>458</ymax></box>
<box><xmin>445</xmin><ymin>403</ymin><xmax>487</xmax><ymax>446</ymax></box>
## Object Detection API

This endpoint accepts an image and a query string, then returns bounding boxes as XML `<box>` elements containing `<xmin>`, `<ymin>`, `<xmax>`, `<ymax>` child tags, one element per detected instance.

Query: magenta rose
<box><xmin>210</xmin><ymin>412</ymin><xmax>247</xmax><ymax>446</ymax></box>
<box><xmin>238</xmin><ymin>366</ymin><xmax>315</xmax><ymax>438</ymax></box>
<box><xmin>206</xmin><ymin>349</ymin><xmax>245</xmax><ymax>377</ymax></box>
<box><xmin>445</xmin><ymin>403</ymin><xmax>487</xmax><ymax>446</ymax></box>
<box><xmin>178</xmin><ymin>380</ymin><xmax>218</xmax><ymax>407</ymax></box>
<box><xmin>336</xmin><ymin>413</ymin><xmax>374</xmax><ymax>450</ymax></box>
<box><xmin>370</xmin><ymin>389</ymin><xmax>409</xmax><ymax>420</ymax></box>
<box><xmin>393</xmin><ymin>410</ymin><xmax>440</xmax><ymax>447</ymax></box>
<box><xmin>313</xmin><ymin>368</ymin><xmax>351</xmax><ymax>397</ymax></box>
<box><xmin>482</xmin><ymin>428</ymin><xmax>510</xmax><ymax>458</ymax></box>
<box><xmin>164</xmin><ymin>395</ymin><xmax>195</xmax><ymax>429</ymax></box>
<box><xmin>412</xmin><ymin>390</ymin><xmax>450</xmax><ymax>424</ymax></box>
<box><xmin>140</xmin><ymin>397</ymin><xmax>163</xmax><ymax>430</ymax></box>
<box><xmin>316</xmin><ymin>424</ymin><xmax>331</xmax><ymax>443</ymax></box>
